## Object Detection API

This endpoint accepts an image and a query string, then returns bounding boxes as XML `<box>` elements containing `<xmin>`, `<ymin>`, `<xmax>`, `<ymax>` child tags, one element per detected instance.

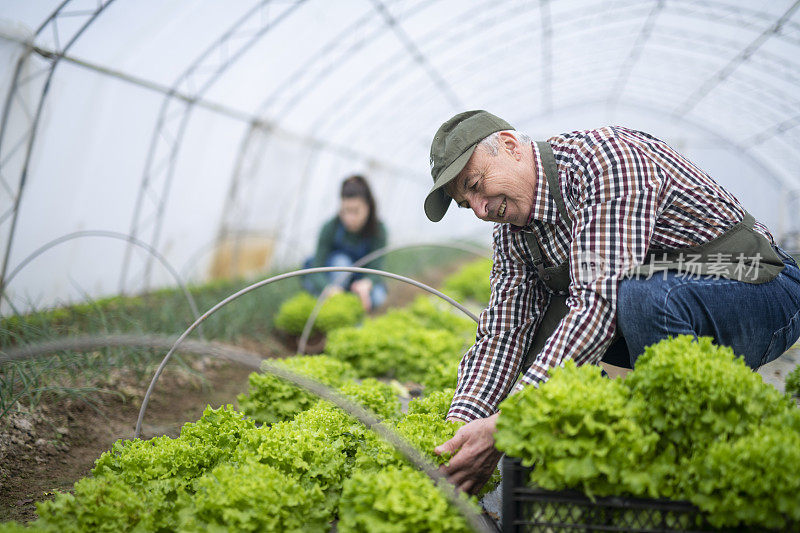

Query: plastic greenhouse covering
<box><xmin>1</xmin><ymin>0</ymin><xmax>800</xmax><ymax>314</ymax></box>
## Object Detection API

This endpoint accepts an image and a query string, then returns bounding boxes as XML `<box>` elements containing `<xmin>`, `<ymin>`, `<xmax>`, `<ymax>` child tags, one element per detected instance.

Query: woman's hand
<box><xmin>350</xmin><ymin>278</ymin><xmax>373</xmax><ymax>311</ymax></box>
<box><xmin>434</xmin><ymin>412</ymin><xmax>502</xmax><ymax>495</ymax></box>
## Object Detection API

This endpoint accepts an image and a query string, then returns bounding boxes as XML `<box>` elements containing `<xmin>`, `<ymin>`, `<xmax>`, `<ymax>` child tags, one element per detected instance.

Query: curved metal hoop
<box><xmin>122</xmin><ymin>0</ymin><xmax>305</xmax><ymax>292</ymax></box>
<box><xmin>0</xmin><ymin>230</ymin><xmax>205</xmax><ymax>338</ymax></box>
<box><xmin>135</xmin><ymin>266</ymin><xmax>479</xmax><ymax>440</ymax></box>
<box><xmin>0</xmin><ymin>333</ymin><xmax>490</xmax><ymax>533</ymax></box>
<box><xmin>297</xmin><ymin>242</ymin><xmax>489</xmax><ymax>354</ymax></box>
<box><xmin>0</xmin><ymin>0</ymin><xmax>116</xmax><ymax>295</ymax></box>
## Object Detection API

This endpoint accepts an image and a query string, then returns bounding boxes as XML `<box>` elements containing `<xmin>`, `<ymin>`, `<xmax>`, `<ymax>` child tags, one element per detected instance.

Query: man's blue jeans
<box><xmin>604</xmin><ymin>247</ymin><xmax>800</xmax><ymax>369</ymax></box>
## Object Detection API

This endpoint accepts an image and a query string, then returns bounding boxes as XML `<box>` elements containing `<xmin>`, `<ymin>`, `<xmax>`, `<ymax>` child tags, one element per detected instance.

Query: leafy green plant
<box><xmin>325</xmin><ymin>314</ymin><xmax>466</xmax><ymax>384</ymax></box>
<box><xmin>625</xmin><ymin>335</ymin><xmax>794</xmax><ymax>474</ymax></box>
<box><xmin>0</xmin><ymin>520</ymin><xmax>43</xmax><ymax>532</ymax></box>
<box><xmin>235</xmin><ymin>402</ymin><xmax>362</xmax><ymax>514</ymax></box>
<box><xmin>353</xmin><ymin>411</ymin><xmax>462</xmax><ymax>474</ymax></box>
<box><xmin>337</xmin><ymin>378</ymin><xmax>401</xmax><ymax>421</ymax></box>
<box><xmin>684</xmin><ymin>424</ymin><xmax>800</xmax><ymax>530</ymax></box>
<box><xmin>407</xmin><ymin>388</ymin><xmax>455</xmax><ymax>417</ymax></box>
<box><xmin>440</xmin><ymin>258</ymin><xmax>493</xmax><ymax>304</ymax></box>
<box><xmin>177</xmin><ymin>461</ymin><xmax>328</xmax><ymax>532</ymax></box>
<box><xmin>398</xmin><ymin>296</ymin><xmax>476</xmax><ymax>339</ymax></box>
<box><xmin>36</xmin><ymin>475</ymin><xmax>161</xmax><ymax>533</ymax></box>
<box><xmin>273</xmin><ymin>291</ymin><xmax>363</xmax><ymax>336</ymax></box>
<box><xmin>338</xmin><ymin>465</ymin><xmax>475</xmax><ymax>533</ymax></box>
<box><xmin>786</xmin><ymin>364</ymin><xmax>800</xmax><ymax>397</ymax></box>
<box><xmin>419</xmin><ymin>358</ymin><xmax>460</xmax><ymax>391</ymax></box>
<box><xmin>237</xmin><ymin>355</ymin><xmax>356</xmax><ymax>424</ymax></box>
<box><xmin>496</xmin><ymin>335</ymin><xmax>800</xmax><ymax>530</ymax></box>
<box><xmin>93</xmin><ymin>405</ymin><xmax>253</xmax><ymax>487</ymax></box>
<box><xmin>495</xmin><ymin>361</ymin><xmax>664</xmax><ymax>498</ymax></box>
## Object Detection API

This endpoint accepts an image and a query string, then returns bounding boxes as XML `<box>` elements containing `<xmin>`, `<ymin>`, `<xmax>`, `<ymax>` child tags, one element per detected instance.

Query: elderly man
<box><xmin>427</xmin><ymin>110</ymin><xmax>800</xmax><ymax>494</ymax></box>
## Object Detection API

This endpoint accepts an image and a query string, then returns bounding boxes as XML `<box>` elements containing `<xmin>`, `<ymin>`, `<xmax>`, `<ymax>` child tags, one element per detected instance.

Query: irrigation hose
<box><xmin>0</xmin><ymin>333</ymin><xmax>492</xmax><ymax>533</ymax></box>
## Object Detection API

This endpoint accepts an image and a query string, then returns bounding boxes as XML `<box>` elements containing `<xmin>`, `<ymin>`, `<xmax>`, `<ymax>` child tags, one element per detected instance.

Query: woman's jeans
<box><xmin>302</xmin><ymin>252</ymin><xmax>387</xmax><ymax>308</ymax></box>
<box><xmin>603</xmin><ymin>247</ymin><xmax>800</xmax><ymax>369</ymax></box>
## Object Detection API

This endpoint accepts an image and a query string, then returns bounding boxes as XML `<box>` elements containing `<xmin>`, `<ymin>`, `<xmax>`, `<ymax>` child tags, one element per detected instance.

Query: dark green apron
<box><xmin>522</xmin><ymin>141</ymin><xmax>785</xmax><ymax>368</ymax></box>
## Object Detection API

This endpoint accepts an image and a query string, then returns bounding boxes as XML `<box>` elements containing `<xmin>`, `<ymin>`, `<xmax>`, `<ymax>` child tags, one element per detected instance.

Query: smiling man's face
<box><xmin>446</xmin><ymin>132</ymin><xmax>535</xmax><ymax>227</ymax></box>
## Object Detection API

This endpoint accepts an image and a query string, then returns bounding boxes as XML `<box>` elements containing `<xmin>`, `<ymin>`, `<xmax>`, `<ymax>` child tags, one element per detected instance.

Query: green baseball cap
<box><xmin>424</xmin><ymin>110</ymin><xmax>514</xmax><ymax>222</ymax></box>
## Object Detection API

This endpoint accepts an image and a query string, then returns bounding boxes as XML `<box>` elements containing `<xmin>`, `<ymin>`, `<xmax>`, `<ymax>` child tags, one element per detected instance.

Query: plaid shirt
<box><xmin>448</xmin><ymin>126</ymin><xmax>775</xmax><ymax>423</ymax></box>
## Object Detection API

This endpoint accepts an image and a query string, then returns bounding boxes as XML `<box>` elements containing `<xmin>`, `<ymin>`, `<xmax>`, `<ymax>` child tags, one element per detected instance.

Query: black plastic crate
<box><xmin>501</xmin><ymin>457</ymin><xmax>714</xmax><ymax>533</ymax></box>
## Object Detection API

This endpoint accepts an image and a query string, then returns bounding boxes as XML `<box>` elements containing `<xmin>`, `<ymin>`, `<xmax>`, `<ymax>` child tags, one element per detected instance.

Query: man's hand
<box><xmin>434</xmin><ymin>412</ymin><xmax>502</xmax><ymax>495</ymax></box>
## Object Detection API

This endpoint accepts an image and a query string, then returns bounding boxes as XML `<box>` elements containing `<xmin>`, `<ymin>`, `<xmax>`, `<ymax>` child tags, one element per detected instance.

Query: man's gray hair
<box><xmin>477</xmin><ymin>129</ymin><xmax>531</xmax><ymax>156</ymax></box>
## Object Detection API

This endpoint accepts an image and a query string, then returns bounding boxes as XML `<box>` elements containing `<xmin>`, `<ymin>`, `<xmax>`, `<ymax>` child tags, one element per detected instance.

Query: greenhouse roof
<box><xmin>1</xmin><ymin>0</ymin><xmax>799</xmax><ymax>310</ymax></box>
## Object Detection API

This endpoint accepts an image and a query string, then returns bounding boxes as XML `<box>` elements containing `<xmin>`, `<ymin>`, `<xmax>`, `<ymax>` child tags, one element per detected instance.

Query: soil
<box><xmin>0</xmin><ymin>261</ymin><xmax>467</xmax><ymax>524</ymax></box>
<box><xmin>0</xmin><ymin>360</ymin><xmax>256</xmax><ymax>523</ymax></box>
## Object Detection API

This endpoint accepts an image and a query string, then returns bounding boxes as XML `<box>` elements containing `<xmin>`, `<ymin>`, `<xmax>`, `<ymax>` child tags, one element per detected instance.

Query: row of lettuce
<box><xmin>4</xmin><ymin>254</ymin><xmax>799</xmax><ymax>531</ymax></box>
<box><xmin>0</xmin><ymin>259</ymin><xmax>493</xmax><ymax>532</ymax></box>
<box><xmin>495</xmin><ymin>335</ymin><xmax>800</xmax><ymax>530</ymax></box>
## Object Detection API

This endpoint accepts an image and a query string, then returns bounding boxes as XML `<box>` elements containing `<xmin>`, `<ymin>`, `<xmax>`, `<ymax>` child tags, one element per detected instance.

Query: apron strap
<box><xmin>536</xmin><ymin>141</ymin><xmax>572</xmax><ymax>225</ymax></box>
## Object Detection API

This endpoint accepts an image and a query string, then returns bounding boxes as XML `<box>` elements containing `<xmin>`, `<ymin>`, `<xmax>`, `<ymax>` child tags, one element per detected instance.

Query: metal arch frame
<box><xmin>748</xmin><ymin>114</ymin><xmax>800</xmax><ymax>146</ymax></box>
<box><xmin>324</xmin><ymin>4</ymin><xmax>664</xmax><ymax>150</ymax></box>
<box><xmin>617</xmin><ymin>71</ymin><xmax>800</xmax><ymax>152</ymax></box>
<box><xmin>515</xmin><ymin>98</ymin><xmax>795</xmax><ymax>197</ymax></box>
<box><xmin>346</xmin><ymin>15</ymin><xmax>800</xmax><ymax>184</ymax></box>
<box><xmin>266</xmin><ymin>141</ymin><xmax>324</xmax><ymax>272</ymax></box>
<box><xmin>320</xmin><ymin>0</ymin><xmax>800</xmax><ymax>155</ymax></box>
<box><xmin>321</xmin><ymin>0</ymin><xmax>800</xmax><ymax>164</ymax></box>
<box><xmin>213</xmin><ymin>122</ymin><xmax>271</xmax><ymax>279</ymax></box>
<box><xmin>211</xmin><ymin>3</ymin><xmax>387</xmax><ymax>251</ymax></box>
<box><xmin>307</xmin><ymin>1</ymin><xmax>557</xmax><ymax>140</ymax></box>
<box><xmin>253</xmin><ymin>0</ymin><xmax>536</xmax><ymax>157</ymax></box>
<box><xmin>121</xmin><ymin>0</ymin><xmax>306</xmax><ymax>295</ymax></box>
<box><xmin>368</xmin><ymin>15</ymin><xmax>800</xmax><ymax>141</ymax></box>
<box><xmin>223</xmin><ymin>0</ymin><xmax>632</xmax><ymax>203</ymax></box>
<box><xmin>607</xmin><ymin>0</ymin><xmax>665</xmax><ymax>110</ymax></box>
<box><xmin>0</xmin><ymin>0</ymin><xmax>116</xmax><ymax>296</ymax></box>
<box><xmin>0</xmin><ymin>30</ymin><xmax>430</xmax><ymax>302</ymax></box>
<box><xmin>666</xmin><ymin>0</ymin><xmax>800</xmax><ymax>47</ymax></box>
<box><xmin>0</xmin><ymin>230</ymin><xmax>205</xmax><ymax>339</ymax></box>
<box><xmin>222</xmin><ymin>3</ymin><xmax>800</xmax><ymax>224</ymax></box>
<box><xmin>368</xmin><ymin>0</ymin><xmax>462</xmax><ymax>110</ymax></box>
<box><xmin>130</xmin><ymin>0</ymin><xmax>462</xmax><ymax>297</ymax></box>
<box><xmin>268</xmin><ymin>0</ymin><xmax>463</xmax><ymax>127</ymax></box>
<box><xmin>673</xmin><ymin>1</ymin><xmax>800</xmax><ymax>117</ymax></box>
<box><xmin>485</xmin><ymin>46</ymin><xmax>799</xmax><ymax>131</ymax></box>
<box><xmin>296</xmin><ymin>241</ymin><xmax>490</xmax><ymax>355</ymax></box>
<box><xmin>0</xmin><ymin>31</ymin><xmax>423</xmax><ymax>179</ymax></box>
<box><xmin>254</xmin><ymin>7</ymin><xmax>382</xmax><ymax>119</ymax></box>
<box><xmin>213</xmin><ymin>3</ymin><xmax>423</xmax><ymax>266</ymax></box>
<box><xmin>639</xmin><ymin>27</ymin><xmax>800</xmax><ymax>89</ymax></box>
<box><xmin>1</xmin><ymin>1</ymin><xmax>799</xmax><ymax>293</ymax></box>
<box><xmin>539</xmin><ymin>0</ymin><xmax>553</xmax><ymax>115</ymax></box>
<box><xmin>215</xmin><ymin>0</ymin><xmax>465</xmax><ymax>279</ymax></box>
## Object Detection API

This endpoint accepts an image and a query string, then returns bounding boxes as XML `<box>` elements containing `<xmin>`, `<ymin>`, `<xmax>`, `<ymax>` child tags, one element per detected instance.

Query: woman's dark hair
<box><xmin>341</xmin><ymin>174</ymin><xmax>379</xmax><ymax>238</ymax></box>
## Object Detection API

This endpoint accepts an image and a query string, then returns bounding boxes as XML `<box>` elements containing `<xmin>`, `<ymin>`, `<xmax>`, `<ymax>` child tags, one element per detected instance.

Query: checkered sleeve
<box><xmin>515</xmin><ymin>133</ymin><xmax>664</xmax><ymax>389</ymax></box>
<box><xmin>447</xmin><ymin>223</ymin><xmax>551</xmax><ymax>422</ymax></box>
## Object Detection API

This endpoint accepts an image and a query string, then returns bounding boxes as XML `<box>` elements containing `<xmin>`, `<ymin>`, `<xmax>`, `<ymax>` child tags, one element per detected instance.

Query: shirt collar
<box><xmin>509</xmin><ymin>141</ymin><xmax>560</xmax><ymax>232</ymax></box>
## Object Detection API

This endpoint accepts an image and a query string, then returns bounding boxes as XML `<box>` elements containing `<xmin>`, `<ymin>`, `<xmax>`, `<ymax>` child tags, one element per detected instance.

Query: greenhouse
<box><xmin>1</xmin><ymin>1</ymin><xmax>799</xmax><ymax>531</ymax></box>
